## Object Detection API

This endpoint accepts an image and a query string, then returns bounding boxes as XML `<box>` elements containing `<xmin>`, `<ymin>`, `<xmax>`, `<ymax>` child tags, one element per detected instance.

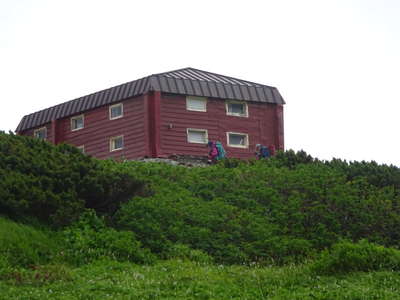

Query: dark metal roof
<box><xmin>16</xmin><ymin>67</ymin><xmax>285</xmax><ymax>132</ymax></box>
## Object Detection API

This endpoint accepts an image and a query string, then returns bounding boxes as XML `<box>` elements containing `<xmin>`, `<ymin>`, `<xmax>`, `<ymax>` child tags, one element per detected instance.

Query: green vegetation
<box><xmin>2</xmin><ymin>259</ymin><xmax>400</xmax><ymax>299</ymax></box>
<box><xmin>0</xmin><ymin>132</ymin><xmax>144</xmax><ymax>227</ymax></box>
<box><xmin>0</xmin><ymin>217</ymin><xmax>59</xmax><ymax>268</ymax></box>
<box><xmin>1</xmin><ymin>131</ymin><xmax>400</xmax><ymax>298</ymax></box>
<box><xmin>114</xmin><ymin>152</ymin><xmax>400</xmax><ymax>264</ymax></box>
<box><xmin>311</xmin><ymin>239</ymin><xmax>400</xmax><ymax>275</ymax></box>
<box><xmin>61</xmin><ymin>211</ymin><xmax>154</xmax><ymax>266</ymax></box>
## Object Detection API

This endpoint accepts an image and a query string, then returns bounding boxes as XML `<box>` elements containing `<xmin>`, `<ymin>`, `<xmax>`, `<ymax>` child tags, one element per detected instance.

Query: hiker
<box><xmin>255</xmin><ymin>144</ymin><xmax>270</xmax><ymax>159</ymax></box>
<box><xmin>207</xmin><ymin>141</ymin><xmax>219</xmax><ymax>164</ymax></box>
<box><xmin>215</xmin><ymin>141</ymin><xmax>226</xmax><ymax>161</ymax></box>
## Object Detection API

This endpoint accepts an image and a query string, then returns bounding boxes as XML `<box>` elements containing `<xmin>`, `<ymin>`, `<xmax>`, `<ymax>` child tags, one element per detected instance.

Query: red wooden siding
<box><xmin>159</xmin><ymin>93</ymin><xmax>283</xmax><ymax>159</ymax></box>
<box><xmin>275</xmin><ymin>104</ymin><xmax>284</xmax><ymax>150</ymax></box>
<box><xmin>147</xmin><ymin>91</ymin><xmax>162</xmax><ymax>157</ymax></box>
<box><xmin>22</xmin><ymin>96</ymin><xmax>148</xmax><ymax>160</ymax></box>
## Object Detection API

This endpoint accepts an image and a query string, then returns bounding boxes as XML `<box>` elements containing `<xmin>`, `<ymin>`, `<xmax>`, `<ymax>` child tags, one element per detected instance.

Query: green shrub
<box><xmin>166</xmin><ymin>244</ymin><xmax>213</xmax><ymax>264</ymax></box>
<box><xmin>114</xmin><ymin>156</ymin><xmax>400</xmax><ymax>265</ymax></box>
<box><xmin>62</xmin><ymin>210</ymin><xmax>154</xmax><ymax>265</ymax></box>
<box><xmin>3</xmin><ymin>129</ymin><xmax>400</xmax><ymax>266</ymax></box>
<box><xmin>0</xmin><ymin>132</ymin><xmax>145</xmax><ymax>227</ymax></box>
<box><xmin>270</xmin><ymin>149</ymin><xmax>315</xmax><ymax>169</ymax></box>
<box><xmin>311</xmin><ymin>240</ymin><xmax>400</xmax><ymax>275</ymax></box>
<box><xmin>327</xmin><ymin>159</ymin><xmax>400</xmax><ymax>190</ymax></box>
<box><xmin>115</xmin><ymin>194</ymin><xmax>278</xmax><ymax>264</ymax></box>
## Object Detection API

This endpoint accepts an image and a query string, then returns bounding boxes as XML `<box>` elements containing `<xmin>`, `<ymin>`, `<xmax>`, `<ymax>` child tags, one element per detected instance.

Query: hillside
<box><xmin>1</xmin><ymin>131</ymin><xmax>400</xmax><ymax>299</ymax></box>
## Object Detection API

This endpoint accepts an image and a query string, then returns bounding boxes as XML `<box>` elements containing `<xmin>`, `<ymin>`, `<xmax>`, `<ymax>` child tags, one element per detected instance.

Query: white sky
<box><xmin>1</xmin><ymin>0</ymin><xmax>399</xmax><ymax>166</ymax></box>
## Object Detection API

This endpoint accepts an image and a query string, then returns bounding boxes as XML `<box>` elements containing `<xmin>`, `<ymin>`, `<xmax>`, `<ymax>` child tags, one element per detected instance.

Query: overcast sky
<box><xmin>1</xmin><ymin>0</ymin><xmax>399</xmax><ymax>166</ymax></box>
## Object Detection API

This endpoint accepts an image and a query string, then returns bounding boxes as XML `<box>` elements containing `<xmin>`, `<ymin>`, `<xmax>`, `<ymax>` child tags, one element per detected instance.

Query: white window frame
<box><xmin>187</xmin><ymin>128</ymin><xmax>208</xmax><ymax>144</ymax></box>
<box><xmin>186</xmin><ymin>96</ymin><xmax>207</xmax><ymax>112</ymax></box>
<box><xmin>77</xmin><ymin>145</ymin><xmax>85</xmax><ymax>153</ymax></box>
<box><xmin>226</xmin><ymin>100</ymin><xmax>248</xmax><ymax>117</ymax></box>
<box><xmin>70</xmin><ymin>114</ymin><xmax>84</xmax><ymax>131</ymax></box>
<box><xmin>226</xmin><ymin>132</ymin><xmax>249</xmax><ymax>148</ymax></box>
<box><xmin>33</xmin><ymin>127</ymin><xmax>47</xmax><ymax>140</ymax></box>
<box><xmin>109</xmin><ymin>103</ymin><xmax>124</xmax><ymax>120</ymax></box>
<box><xmin>109</xmin><ymin>135</ymin><xmax>124</xmax><ymax>152</ymax></box>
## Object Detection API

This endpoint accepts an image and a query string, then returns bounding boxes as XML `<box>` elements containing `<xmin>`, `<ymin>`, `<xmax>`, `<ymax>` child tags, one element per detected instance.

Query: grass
<box><xmin>1</xmin><ymin>259</ymin><xmax>400</xmax><ymax>299</ymax></box>
<box><xmin>0</xmin><ymin>216</ymin><xmax>60</xmax><ymax>267</ymax></box>
<box><xmin>1</xmin><ymin>216</ymin><xmax>400</xmax><ymax>299</ymax></box>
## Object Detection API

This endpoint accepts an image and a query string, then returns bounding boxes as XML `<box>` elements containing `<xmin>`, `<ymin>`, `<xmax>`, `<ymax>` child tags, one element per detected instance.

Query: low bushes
<box><xmin>0</xmin><ymin>213</ymin><xmax>154</xmax><ymax>275</ymax></box>
<box><xmin>166</xmin><ymin>244</ymin><xmax>213</xmax><ymax>264</ymax></box>
<box><xmin>115</xmin><ymin>156</ymin><xmax>400</xmax><ymax>264</ymax></box>
<box><xmin>62</xmin><ymin>211</ymin><xmax>155</xmax><ymax>266</ymax></box>
<box><xmin>2</xmin><ymin>131</ymin><xmax>400</xmax><ymax>266</ymax></box>
<box><xmin>0</xmin><ymin>132</ymin><xmax>145</xmax><ymax>227</ymax></box>
<box><xmin>311</xmin><ymin>240</ymin><xmax>400</xmax><ymax>275</ymax></box>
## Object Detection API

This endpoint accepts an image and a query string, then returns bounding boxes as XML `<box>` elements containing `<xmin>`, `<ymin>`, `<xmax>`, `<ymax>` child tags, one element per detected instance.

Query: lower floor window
<box><xmin>77</xmin><ymin>145</ymin><xmax>85</xmax><ymax>153</ymax></box>
<box><xmin>227</xmin><ymin>132</ymin><xmax>248</xmax><ymax>148</ymax></box>
<box><xmin>187</xmin><ymin>128</ymin><xmax>208</xmax><ymax>144</ymax></box>
<box><xmin>110</xmin><ymin>136</ymin><xmax>124</xmax><ymax>151</ymax></box>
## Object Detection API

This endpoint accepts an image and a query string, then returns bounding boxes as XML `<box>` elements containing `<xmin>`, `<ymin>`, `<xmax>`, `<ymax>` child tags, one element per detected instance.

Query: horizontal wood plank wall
<box><xmin>21</xmin><ymin>93</ymin><xmax>283</xmax><ymax>160</ymax></box>
<box><xmin>52</xmin><ymin>95</ymin><xmax>147</xmax><ymax>159</ymax></box>
<box><xmin>159</xmin><ymin>93</ymin><xmax>282</xmax><ymax>159</ymax></box>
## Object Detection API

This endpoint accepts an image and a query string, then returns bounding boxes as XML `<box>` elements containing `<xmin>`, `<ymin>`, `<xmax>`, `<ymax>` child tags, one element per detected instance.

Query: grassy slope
<box><xmin>1</xmin><ymin>217</ymin><xmax>399</xmax><ymax>299</ymax></box>
<box><xmin>1</xmin><ymin>260</ymin><xmax>400</xmax><ymax>300</ymax></box>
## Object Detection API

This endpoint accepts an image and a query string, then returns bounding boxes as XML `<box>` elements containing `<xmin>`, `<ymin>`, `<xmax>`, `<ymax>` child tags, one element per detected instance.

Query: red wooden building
<box><xmin>16</xmin><ymin>68</ymin><xmax>285</xmax><ymax>160</ymax></box>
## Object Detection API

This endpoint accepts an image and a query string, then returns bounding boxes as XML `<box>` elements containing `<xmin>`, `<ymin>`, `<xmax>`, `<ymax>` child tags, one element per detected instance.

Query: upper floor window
<box><xmin>71</xmin><ymin>115</ymin><xmax>84</xmax><ymax>131</ymax></box>
<box><xmin>187</xmin><ymin>128</ymin><xmax>208</xmax><ymax>144</ymax></box>
<box><xmin>227</xmin><ymin>132</ymin><xmax>249</xmax><ymax>148</ymax></box>
<box><xmin>110</xmin><ymin>135</ymin><xmax>124</xmax><ymax>151</ymax></box>
<box><xmin>226</xmin><ymin>100</ymin><xmax>248</xmax><ymax>117</ymax></box>
<box><xmin>109</xmin><ymin>103</ymin><xmax>123</xmax><ymax>120</ymax></box>
<box><xmin>186</xmin><ymin>96</ymin><xmax>207</xmax><ymax>112</ymax></box>
<box><xmin>34</xmin><ymin>127</ymin><xmax>47</xmax><ymax>140</ymax></box>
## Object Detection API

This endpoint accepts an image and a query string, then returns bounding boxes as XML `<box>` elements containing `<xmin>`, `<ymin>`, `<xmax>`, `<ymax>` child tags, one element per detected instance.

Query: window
<box><xmin>109</xmin><ymin>103</ymin><xmax>123</xmax><ymax>120</ymax></box>
<box><xmin>77</xmin><ymin>145</ymin><xmax>85</xmax><ymax>153</ymax></box>
<box><xmin>186</xmin><ymin>96</ymin><xmax>207</xmax><ymax>112</ymax></box>
<box><xmin>227</xmin><ymin>132</ymin><xmax>248</xmax><ymax>148</ymax></box>
<box><xmin>33</xmin><ymin>127</ymin><xmax>47</xmax><ymax>140</ymax></box>
<box><xmin>187</xmin><ymin>128</ymin><xmax>208</xmax><ymax>144</ymax></box>
<box><xmin>226</xmin><ymin>101</ymin><xmax>248</xmax><ymax>117</ymax></box>
<box><xmin>71</xmin><ymin>115</ymin><xmax>84</xmax><ymax>131</ymax></box>
<box><xmin>110</xmin><ymin>136</ymin><xmax>124</xmax><ymax>151</ymax></box>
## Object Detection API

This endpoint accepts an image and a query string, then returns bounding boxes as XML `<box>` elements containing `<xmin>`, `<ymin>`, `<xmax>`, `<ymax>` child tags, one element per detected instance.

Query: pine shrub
<box><xmin>311</xmin><ymin>240</ymin><xmax>400</xmax><ymax>274</ymax></box>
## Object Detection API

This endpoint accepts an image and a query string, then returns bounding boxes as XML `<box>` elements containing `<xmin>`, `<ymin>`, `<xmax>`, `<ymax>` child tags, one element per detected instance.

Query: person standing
<box><xmin>207</xmin><ymin>141</ymin><xmax>219</xmax><ymax>164</ymax></box>
<box><xmin>255</xmin><ymin>144</ymin><xmax>270</xmax><ymax>159</ymax></box>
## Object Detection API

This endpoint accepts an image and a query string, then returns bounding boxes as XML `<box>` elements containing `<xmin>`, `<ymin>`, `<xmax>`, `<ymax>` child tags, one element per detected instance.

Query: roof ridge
<box><xmin>151</xmin><ymin>67</ymin><xmax>193</xmax><ymax>77</ymax></box>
